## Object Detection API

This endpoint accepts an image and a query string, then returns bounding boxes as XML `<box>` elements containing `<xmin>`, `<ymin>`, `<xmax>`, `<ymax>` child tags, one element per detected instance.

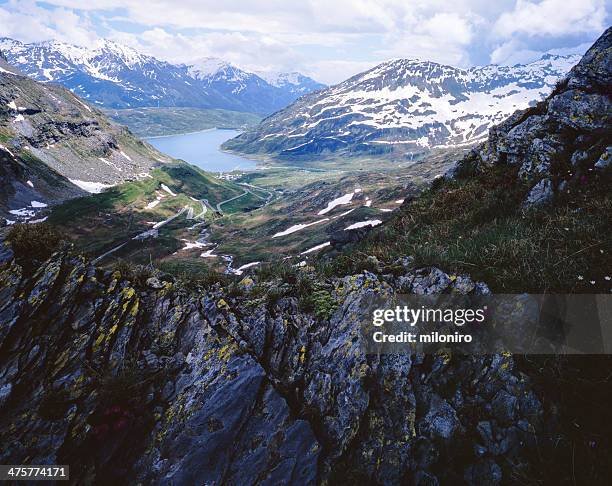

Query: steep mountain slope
<box><xmin>344</xmin><ymin>27</ymin><xmax>611</xmax><ymax>293</ymax></box>
<box><xmin>224</xmin><ymin>54</ymin><xmax>579</xmax><ymax>158</ymax></box>
<box><xmin>0</xmin><ymin>38</ymin><xmax>324</xmax><ymax>114</ymax></box>
<box><xmin>0</xmin><ymin>55</ymin><xmax>173</xmax><ymax>220</ymax></box>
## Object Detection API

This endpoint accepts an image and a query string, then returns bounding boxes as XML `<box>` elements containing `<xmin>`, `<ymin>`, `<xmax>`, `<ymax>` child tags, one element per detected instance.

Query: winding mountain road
<box><xmin>216</xmin><ymin>189</ymin><xmax>249</xmax><ymax>213</ymax></box>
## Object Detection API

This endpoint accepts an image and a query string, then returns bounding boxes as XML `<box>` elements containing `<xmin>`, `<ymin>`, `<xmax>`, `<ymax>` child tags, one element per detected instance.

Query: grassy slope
<box><xmin>328</xmin><ymin>163</ymin><xmax>612</xmax><ymax>293</ymax></box>
<box><xmin>104</xmin><ymin>107</ymin><xmax>262</xmax><ymax>137</ymax></box>
<box><xmin>49</xmin><ymin>162</ymin><xmax>255</xmax><ymax>258</ymax></box>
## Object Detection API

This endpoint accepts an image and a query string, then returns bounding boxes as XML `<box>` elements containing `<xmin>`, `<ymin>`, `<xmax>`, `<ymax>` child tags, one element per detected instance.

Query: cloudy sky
<box><xmin>0</xmin><ymin>0</ymin><xmax>608</xmax><ymax>83</ymax></box>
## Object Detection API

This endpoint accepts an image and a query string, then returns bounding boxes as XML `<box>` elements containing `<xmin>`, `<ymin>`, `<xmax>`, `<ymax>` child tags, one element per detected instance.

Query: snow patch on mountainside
<box><xmin>227</xmin><ymin>53</ymin><xmax>580</xmax><ymax>156</ymax></box>
<box><xmin>272</xmin><ymin>218</ymin><xmax>329</xmax><ymax>238</ymax></box>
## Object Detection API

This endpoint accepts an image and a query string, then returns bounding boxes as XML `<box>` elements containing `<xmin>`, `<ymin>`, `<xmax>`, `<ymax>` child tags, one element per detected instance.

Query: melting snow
<box><xmin>236</xmin><ymin>261</ymin><xmax>260</xmax><ymax>272</ymax></box>
<box><xmin>0</xmin><ymin>144</ymin><xmax>15</xmax><ymax>157</ymax></box>
<box><xmin>119</xmin><ymin>150</ymin><xmax>132</xmax><ymax>161</ymax></box>
<box><xmin>180</xmin><ymin>239</ymin><xmax>207</xmax><ymax>251</ymax></box>
<box><xmin>13</xmin><ymin>114</ymin><xmax>24</xmax><ymax>123</ymax></box>
<box><xmin>395</xmin><ymin>199</ymin><xmax>404</xmax><ymax>204</ymax></box>
<box><xmin>28</xmin><ymin>217</ymin><xmax>48</xmax><ymax>224</ymax></box>
<box><xmin>145</xmin><ymin>200</ymin><xmax>160</xmax><ymax>209</ymax></box>
<box><xmin>345</xmin><ymin>219</ymin><xmax>382</xmax><ymax>230</ymax></box>
<box><xmin>7</xmin><ymin>101</ymin><xmax>17</xmax><ymax>110</ymax></box>
<box><xmin>30</xmin><ymin>201</ymin><xmax>47</xmax><ymax>208</ymax></box>
<box><xmin>26</xmin><ymin>180</ymin><xmax>34</xmax><ymax>188</ymax></box>
<box><xmin>9</xmin><ymin>208</ymin><xmax>36</xmax><ymax>217</ymax></box>
<box><xmin>98</xmin><ymin>157</ymin><xmax>122</xmax><ymax>172</ymax></box>
<box><xmin>333</xmin><ymin>208</ymin><xmax>355</xmax><ymax>219</ymax></box>
<box><xmin>272</xmin><ymin>218</ymin><xmax>329</xmax><ymax>238</ymax></box>
<box><xmin>301</xmin><ymin>241</ymin><xmax>331</xmax><ymax>255</ymax></box>
<box><xmin>69</xmin><ymin>179</ymin><xmax>114</xmax><ymax>193</ymax></box>
<box><xmin>318</xmin><ymin>192</ymin><xmax>354</xmax><ymax>215</ymax></box>
<box><xmin>161</xmin><ymin>184</ymin><xmax>177</xmax><ymax>196</ymax></box>
<box><xmin>73</xmin><ymin>96</ymin><xmax>92</xmax><ymax>112</ymax></box>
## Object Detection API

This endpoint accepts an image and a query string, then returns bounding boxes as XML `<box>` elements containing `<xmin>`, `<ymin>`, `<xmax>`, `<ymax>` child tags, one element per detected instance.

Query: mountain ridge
<box><xmin>0</xmin><ymin>26</ymin><xmax>610</xmax><ymax>486</ymax></box>
<box><xmin>223</xmin><ymin>52</ymin><xmax>580</xmax><ymax>159</ymax></box>
<box><xmin>0</xmin><ymin>37</ymin><xmax>325</xmax><ymax>114</ymax></box>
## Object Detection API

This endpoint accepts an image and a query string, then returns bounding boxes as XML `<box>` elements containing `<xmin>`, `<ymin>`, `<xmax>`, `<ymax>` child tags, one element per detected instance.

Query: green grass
<box><xmin>342</xmin><ymin>164</ymin><xmax>612</xmax><ymax>293</ymax></box>
<box><xmin>48</xmin><ymin>162</ymin><xmax>249</xmax><ymax>255</ymax></box>
<box><xmin>50</xmin><ymin>163</ymin><xmax>244</xmax><ymax>224</ymax></box>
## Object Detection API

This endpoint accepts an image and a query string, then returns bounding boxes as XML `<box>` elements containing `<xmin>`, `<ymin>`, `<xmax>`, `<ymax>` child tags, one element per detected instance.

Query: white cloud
<box><xmin>494</xmin><ymin>0</ymin><xmax>606</xmax><ymax>38</ymax></box>
<box><xmin>419</xmin><ymin>12</ymin><xmax>476</xmax><ymax>46</ymax></box>
<box><xmin>303</xmin><ymin>60</ymin><xmax>379</xmax><ymax>85</ymax></box>
<box><xmin>0</xmin><ymin>0</ymin><xmax>97</xmax><ymax>46</ymax></box>
<box><xmin>0</xmin><ymin>0</ymin><xmax>608</xmax><ymax>84</ymax></box>
<box><xmin>490</xmin><ymin>39</ymin><xmax>546</xmax><ymax>65</ymax></box>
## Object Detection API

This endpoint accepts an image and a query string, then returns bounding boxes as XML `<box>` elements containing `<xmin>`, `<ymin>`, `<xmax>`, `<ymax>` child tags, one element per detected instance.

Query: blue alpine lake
<box><xmin>145</xmin><ymin>129</ymin><xmax>257</xmax><ymax>173</ymax></box>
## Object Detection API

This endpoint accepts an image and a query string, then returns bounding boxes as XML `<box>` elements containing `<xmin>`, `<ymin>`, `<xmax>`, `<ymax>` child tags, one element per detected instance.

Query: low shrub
<box><xmin>6</xmin><ymin>223</ymin><xmax>63</xmax><ymax>266</ymax></box>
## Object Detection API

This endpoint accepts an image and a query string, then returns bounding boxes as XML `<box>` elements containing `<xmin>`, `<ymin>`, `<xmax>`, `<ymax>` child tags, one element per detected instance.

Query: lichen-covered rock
<box><xmin>0</xmin><ymin>248</ymin><xmax>548</xmax><ymax>485</ymax></box>
<box><xmin>0</xmin><ymin>251</ymin><xmax>320</xmax><ymax>485</ymax></box>
<box><xmin>594</xmin><ymin>146</ymin><xmax>612</xmax><ymax>169</ymax></box>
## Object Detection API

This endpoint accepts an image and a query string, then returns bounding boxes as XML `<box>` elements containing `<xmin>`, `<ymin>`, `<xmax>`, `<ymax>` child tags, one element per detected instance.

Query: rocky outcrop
<box><xmin>0</xmin><ymin>249</ymin><xmax>546</xmax><ymax>484</ymax></box>
<box><xmin>448</xmin><ymin>27</ymin><xmax>612</xmax><ymax>207</ymax></box>
<box><xmin>0</xmin><ymin>252</ymin><xmax>320</xmax><ymax>484</ymax></box>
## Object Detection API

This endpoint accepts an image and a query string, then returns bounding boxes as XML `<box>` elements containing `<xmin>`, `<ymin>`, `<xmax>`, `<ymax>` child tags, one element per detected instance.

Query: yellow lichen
<box><xmin>93</xmin><ymin>332</ymin><xmax>105</xmax><ymax>350</ymax></box>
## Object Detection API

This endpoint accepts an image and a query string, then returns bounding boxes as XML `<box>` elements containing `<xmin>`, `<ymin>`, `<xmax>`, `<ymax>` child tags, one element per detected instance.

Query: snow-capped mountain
<box><xmin>0</xmin><ymin>38</ymin><xmax>324</xmax><ymax>114</ymax></box>
<box><xmin>224</xmin><ymin>54</ymin><xmax>580</xmax><ymax>158</ymax></box>
<box><xmin>255</xmin><ymin>71</ymin><xmax>324</xmax><ymax>96</ymax></box>
<box><xmin>184</xmin><ymin>57</ymin><xmax>316</xmax><ymax>113</ymax></box>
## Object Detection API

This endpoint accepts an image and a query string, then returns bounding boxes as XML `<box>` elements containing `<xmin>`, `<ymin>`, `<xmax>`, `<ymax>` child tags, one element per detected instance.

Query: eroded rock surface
<box><xmin>0</xmin><ymin>252</ymin><xmax>544</xmax><ymax>485</ymax></box>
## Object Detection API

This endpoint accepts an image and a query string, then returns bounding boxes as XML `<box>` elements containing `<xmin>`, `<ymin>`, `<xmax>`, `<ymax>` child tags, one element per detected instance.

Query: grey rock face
<box><xmin>145</xmin><ymin>277</ymin><xmax>164</xmax><ymax>289</ymax></box>
<box><xmin>0</xmin><ymin>65</ymin><xmax>174</xmax><ymax>218</ymax></box>
<box><xmin>0</xmin><ymin>253</ymin><xmax>320</xmax><ymax>485</ymax></box>
<box><xmin>0</xmin><ymin>250</ymin><xmax>545</xmax><ymax>485</ymax></box>
<box><xmin>524</xmin><ymin>178</ymin><xmax>554</xmax><ymax>207</ymax></box>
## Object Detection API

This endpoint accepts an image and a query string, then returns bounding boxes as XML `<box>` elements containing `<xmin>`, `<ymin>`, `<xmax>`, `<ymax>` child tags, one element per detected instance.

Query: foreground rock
<box><xmin>0</xmin><ymin>251</ymin><xmax>546</xmax><ymax>484</ymax></box>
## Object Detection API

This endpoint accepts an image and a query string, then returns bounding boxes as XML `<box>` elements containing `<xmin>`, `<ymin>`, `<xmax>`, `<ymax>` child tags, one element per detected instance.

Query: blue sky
<box><xmin>0</xmin><ymin>0</ymin><xmax>609</xmax><ymax>83</ymax></box>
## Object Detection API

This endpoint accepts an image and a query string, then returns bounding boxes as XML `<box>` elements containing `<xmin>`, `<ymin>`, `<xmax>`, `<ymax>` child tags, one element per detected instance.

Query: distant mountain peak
<box><xmin>187</xmin><ymin>57</ymin><xmax>237</xmax><ymax>78</ymax></box>
<box><xmin>0</xmin><ymin>37</ymin><xmax>324</xmax><ymax>114</ymax></box>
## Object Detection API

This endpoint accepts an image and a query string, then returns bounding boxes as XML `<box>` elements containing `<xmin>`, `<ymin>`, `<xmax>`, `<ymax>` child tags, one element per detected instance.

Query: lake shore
<box><xmin>145</xmin><ymin>128</ymin><xmax>259</xmax><ymax>173</ymax></box>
